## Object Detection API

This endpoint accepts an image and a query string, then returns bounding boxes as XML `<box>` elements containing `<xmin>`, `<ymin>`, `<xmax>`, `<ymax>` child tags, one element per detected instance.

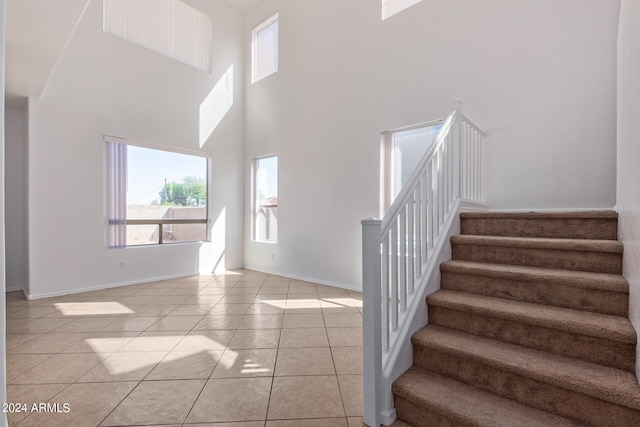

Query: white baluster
<box><xmin>381</xmin><ymin>234</ymin><xmax>389</xmax><ymax>352</ymax></box>
<box><xmin>399</xmin><ymin>205</ymin><xmax>407</xmax><ymax>312</ymax></box>
<box><xmin>408</xmin><ymin>190</ymin><xmax>415</xmax><ymax>294</ymax></box>
<box><xmin>391</xmin><ymin>219</ymin><xmax>398</xmax><ymax>331</ymax></box>
<box><xmin>415</xmin><ymin>181</ymin><xmax>422</xmax><ymax>279</ymax></box>
<box><xmin>477</xmin><ymin>131</ymin><xmax>482</xmax><ymax>202</ymax></box>
<box><xmin>427</xmin><ymin>160</ymin><xmax>434</xmax><ymax>251</ymax></box>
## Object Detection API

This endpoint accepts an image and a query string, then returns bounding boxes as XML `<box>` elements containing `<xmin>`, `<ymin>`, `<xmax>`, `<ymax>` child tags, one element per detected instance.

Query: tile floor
<box><xmin>4</xmin><ymin>269</ymin><xmax>406</xmax><ymax>427</ymax></box>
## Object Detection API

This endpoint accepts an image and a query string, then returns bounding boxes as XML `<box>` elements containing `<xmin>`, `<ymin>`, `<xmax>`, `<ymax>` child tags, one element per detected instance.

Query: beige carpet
<box><xmin>393</xmin><ymin>211</ymin><xmax>640</xmax><ymax>426</ymax></box>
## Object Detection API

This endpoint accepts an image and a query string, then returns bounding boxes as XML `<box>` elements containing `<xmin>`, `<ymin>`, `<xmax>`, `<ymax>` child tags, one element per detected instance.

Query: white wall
<box><xmin>26</xmin><ymin>0</ymin><xmax>245</xmax><ymax>298</ymax></box>
<box><xmin>617</xmin><ymin>0</ymin><xmax>640</xmax><ymax>379</ymax></box>
<box><xmin>243</xmin><ymin>0</ymin><xmax>620</xmax><ymax>289</ymax></box>
<box><xmin>1</xmin><ymin>0</ymin><xmax>8</xmax><ymax>424</ymax></box>
<box><xmin>4</xmin><ymin>107</ymin><xmax>26</xmax><ymax>292</ymax></box>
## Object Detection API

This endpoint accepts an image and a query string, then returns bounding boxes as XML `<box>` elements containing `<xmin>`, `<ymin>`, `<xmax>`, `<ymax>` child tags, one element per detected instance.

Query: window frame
<box><xmin>251</xmin><ymin>154</ymin><xmax>279</xmax><ymax>243</ymax></box>
<box><xmin>251</xmin><ymin>12</ymin><xmax>279</xmax><ymax>83</ymax></box>
<box><xmin>381</xmin><ymin>120</ymin><xmax>442</xmax><ymax>214</ymax></box>
<box><xmin>105</xmin><ymin>136</ymin><xmax>211</xmax><ymax>248</ymax></box>
<box><xmin>103</xmin><ymin>0</ymin><xmax>213</xmax><ymax>72</ymax></box>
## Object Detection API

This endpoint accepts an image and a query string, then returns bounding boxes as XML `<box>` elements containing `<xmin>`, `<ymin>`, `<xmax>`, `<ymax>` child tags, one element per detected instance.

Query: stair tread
<box><xmin>451</xmin><ymin>234</ymin><xmax>623</xmax><ymax>253</ymax></box>
<box><xmin>427</xmin><ymin>289</ymin><xmax>636</xmax><ymax>343</ymax></box>
<box><xmin>413</xmin><ymin>325</ymin><xmax>640</xmax><ymax>410</ymax></box>
<box><xmin>460</xmin><ymin>210</ymin><xmax>618</xmax><ymax>219</ymax></box>
<box><xmin>394</xmin><ymin>367</ymin><xmax>582</xmax><ymax>427</ymax></box>
<box><xmin>441</xmin><ymin>260</ymin><xmax>629</xmax><ymax>293</ymax></box>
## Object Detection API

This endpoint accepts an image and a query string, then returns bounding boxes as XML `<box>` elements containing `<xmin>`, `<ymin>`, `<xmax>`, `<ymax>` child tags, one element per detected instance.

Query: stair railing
<box><xmin>362</xmin><ymin>100</ymin><xmax>485</xmax><ymax>427</ymax></box>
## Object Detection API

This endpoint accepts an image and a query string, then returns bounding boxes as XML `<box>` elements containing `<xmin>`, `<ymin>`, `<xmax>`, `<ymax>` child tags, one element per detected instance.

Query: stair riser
<box><xmin>460</xmin><ymin>218</ymin><xmax>617</xmax><ymax>240</ymax></box>
<box><xmin>414</xmin><ymin>346</ymin><xmax>640</xmax><ymax>427</ymax></box>
<box><xmin>394</xmin><ymin>369</ymin><xmax>583</xmax><ymax>427</ymax></box>
<box><xmin>452</xmin><ymin>244</ymin><xmax>622</xmax><ymax>274</ymax></box>
<box><xmin>394</xmin><ymin>397</ymin><xmax>460</xmax><ymax>427</ymax></box>
<box><xmin>428</xmin><ymin>306</ymin><xmax>635</xmax><ymax>371</ymax></box>
<box><xmin>441</xmin><ymin>270</ymin><xmax>629</xmax><ymax>316</ymax></box>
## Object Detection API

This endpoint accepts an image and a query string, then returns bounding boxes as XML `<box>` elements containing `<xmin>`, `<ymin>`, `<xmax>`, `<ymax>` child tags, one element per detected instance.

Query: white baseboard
<box><xmin>22</xmin><ymin>266</ymin><xmax>359</xmax><ymax>300</ymax></box>
<box><xmin>242</xmin><ymin>266</ymin><xmax>361</xmax><ymax>292</ymax></box>
<box><xmin>459</xmin><ymin>201</ymin><xmax>487</xmax><ymax>211</ymax></box>
<box><xmin>24</xmin><ymin>272</ymin><xmax>199</xmax><ymax>300</ymax></box>
<box><xmin>285</xmin><ymin>272</ymin><xmax>361</xmax><ymax>292</ymax></box>
<box><xmin>216</xmin><ymin>264</ymin><xmax>245</xmax><ymax>273</ymax></box>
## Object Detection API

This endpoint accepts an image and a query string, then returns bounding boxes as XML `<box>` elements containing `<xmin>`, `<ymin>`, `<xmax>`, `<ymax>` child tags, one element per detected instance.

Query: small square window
<box><xmin>252</xmin><ymin>13</ymin><xmax>279</xmax><ymax>83</ymax></box>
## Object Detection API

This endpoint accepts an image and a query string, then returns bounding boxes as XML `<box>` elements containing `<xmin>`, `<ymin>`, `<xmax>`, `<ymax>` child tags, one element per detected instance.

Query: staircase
<box><xmin>392</xmin><ymin>211</ymin><xmax>640</xmax><ymax>426</ymax></box>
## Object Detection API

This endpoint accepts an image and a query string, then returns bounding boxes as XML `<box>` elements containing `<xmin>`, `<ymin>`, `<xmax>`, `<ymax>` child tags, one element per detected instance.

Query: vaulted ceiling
<box><xmin>219</xmin><ymin>0</ymin><xmax>263</xmax><ymax>11</ymax></box>
<box><xmin>5</xmin><ymin>0</ymin><xmax>263</xmax><ymax>102</ymax></box>
<box><xmin>6</xmin><ymin>0</ymin><xmax>91</xmax><ymax>99</ymax></box>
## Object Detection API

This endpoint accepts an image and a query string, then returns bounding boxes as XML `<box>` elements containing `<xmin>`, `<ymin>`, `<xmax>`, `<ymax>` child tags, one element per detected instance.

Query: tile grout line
<box><xmin>96</xmin><ymin>276</ymin><xmax>237</xmax><ymax>427</ymax></box>
<box><xmin>257</xmin><ymin>275</ymin><xmax>280</xmax><ymax>425</ymax></box>
<box><xmin>180</xmin><ymin>271</ymin><xmax>270</xmax><ymax>425</ymax></box>
<box><xmin>322</xmin><ymin>293</ymin><xmax>349</xmax><ymax>422</ymax></box>
<box><xmin>5</xmin><ymin>352</ymin><xmax>58</xmax><ymax>385</ymax></box>
<box><xmin>10</xmin><ymin>381</ymin><xmax>76</xmax><ymax>427</ymax></box>
<box><xmin>95</xmin><ymin>286</ymin><xmax>215</xmax><ymax>426</ymax></box>
<box><xmin>6</xmin><ymin>271</ymin><xmax>364</xmax><ymax>426</ymax></box>
<box><xmin>94</xmin><ymin>379</ymin><xmax>142</xmax><ymax>427</ymax></box>
<box><xmin>75</xmin><ymin>327</ymin><xmax>149</xmax><ymax>426</ymax></box>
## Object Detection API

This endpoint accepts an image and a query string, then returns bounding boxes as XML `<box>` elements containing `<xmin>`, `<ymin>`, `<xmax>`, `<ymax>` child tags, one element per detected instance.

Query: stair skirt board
<box><xmin>392</xmin><ymin>211</ymin><xmax>640</xmax><ymax>427</ymax></box>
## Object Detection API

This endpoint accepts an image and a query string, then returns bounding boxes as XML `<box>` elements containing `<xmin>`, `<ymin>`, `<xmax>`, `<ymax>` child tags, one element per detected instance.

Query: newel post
<box><xmin>450</xmin><ymin>99</ymin><xmax>462</xmax><ymax>200</ymax></box>
<box><xmin>362</xmin><ymin>218</ymin><xmax>383</xmax><ymax>427</ymax></box>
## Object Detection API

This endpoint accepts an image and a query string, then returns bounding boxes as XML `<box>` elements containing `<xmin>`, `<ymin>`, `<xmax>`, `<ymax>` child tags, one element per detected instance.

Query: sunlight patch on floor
<box><xmin>54</xmin><ymin>302</ymin><xmax>134</xmax><ymax>316</ymax></box>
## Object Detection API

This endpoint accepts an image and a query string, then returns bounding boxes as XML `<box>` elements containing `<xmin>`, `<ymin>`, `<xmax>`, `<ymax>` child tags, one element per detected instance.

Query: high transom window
<box><xmin>251</xmin><ymin>13</ymin><xmax>279</xmax><ymax>83</ymax></box>
<box><xmin>103</xmin><ymin>0</ymin><xmax>212</xmax><ymax>72</ymax></box>
<box><xmin>382</xmin><ymin>0</ymin><xmax>424</xmax><ymax>20</ymax></box>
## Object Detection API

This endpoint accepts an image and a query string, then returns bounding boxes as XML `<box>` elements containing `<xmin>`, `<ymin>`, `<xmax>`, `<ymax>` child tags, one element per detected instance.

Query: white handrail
<box><xmin>362</xmin><ymin>100</ymin><xmax>484</xmax><ymax>427</ymax></box>
<box><xmin>381</xmin><ymin>118</ymin><xmax>443</xmax><ymax>135</ymax></box>
<box><xmin>381</xmin><ymin>111</ymin><xmax>456</xmax><ymax>236</ymax></box>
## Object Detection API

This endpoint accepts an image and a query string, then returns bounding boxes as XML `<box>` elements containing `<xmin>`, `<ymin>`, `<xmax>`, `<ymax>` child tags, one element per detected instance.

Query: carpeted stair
<box><xmin>392</xmin><ymin>211</ymin><xmax>640</xmax><ymax>426</ymax></box>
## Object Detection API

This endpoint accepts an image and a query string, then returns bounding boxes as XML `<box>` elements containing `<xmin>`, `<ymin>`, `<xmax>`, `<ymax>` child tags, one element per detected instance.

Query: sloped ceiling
<box><xmin>219</xmin><ymin>0</ymin><xmax>263</xmax><ymax>12</ymax></box>
<box><xmin>5</xmin><ymin>0</ymin><xmax>262</xmax><ymax>101</ymax></box>
<box><xmin>6</xmin><ymin>0</ymin><xmax>91</xmax><ymax>99</ymax></box>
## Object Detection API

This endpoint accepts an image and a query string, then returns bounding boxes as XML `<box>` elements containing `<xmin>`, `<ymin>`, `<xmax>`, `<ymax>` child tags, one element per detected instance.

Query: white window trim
<box><xmin>251</xmin><ymin>12</ymin><xmax>279</xmax><ymax>83</ymax></box>
<box><xmin>104</xmin><ymin>135</ymin><xmax>212</xmax><ymax>159</ymax></box>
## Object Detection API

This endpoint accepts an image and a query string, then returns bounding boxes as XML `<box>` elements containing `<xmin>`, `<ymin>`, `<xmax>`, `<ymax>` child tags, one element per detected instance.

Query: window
<box><xmin>252</xmin><ymin>155</ymin><xmax>278</xmax><ymax>242</ymax></box>
<box><xmin>106</xmin><ymin>138</ymin><xmax>209</xmax><ymax>247</ymax></box>
<box><xmin>382</xmin><ymin>0</ymin><xmax>424</xmax><ymax>20</ymax></box>
<box><xmin>103</xmin><ymin>0</ymin><xmax>212</xmax><ymax>72</ymax></box>
<box><xmin>382</xmin><ymin>122</ymin><xmax>441</xmax><ymax>211</ymax></box>
<box><xmin>251</xmin><ymin>13</ymin><xmax>279</xmax><ymax>83</ymax></box>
